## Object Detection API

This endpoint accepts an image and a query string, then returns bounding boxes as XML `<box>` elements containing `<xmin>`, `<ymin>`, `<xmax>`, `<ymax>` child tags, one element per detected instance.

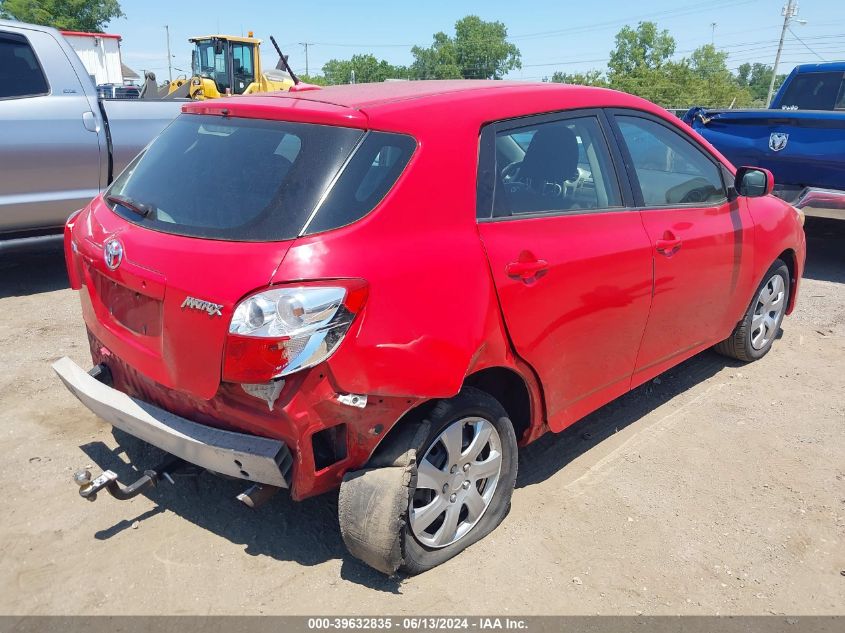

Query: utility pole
<box><xmin>710</xmin><ymin>22</ymin><xmax>717</xmax><ymax>46</ymax></box>
<box><xmin>767</xmin><ymin>0</ymin><xmax>798</xmax><ymax>106</ymax></box>
<box><xmin>164</xmin><ymin>24</ymin><xmax>173</xmax><ymax>83</ymax></box>
<box><xmin>298</xmin><ymin>42</ymin><xmax>311</xmax><ymax>76</ymax></box>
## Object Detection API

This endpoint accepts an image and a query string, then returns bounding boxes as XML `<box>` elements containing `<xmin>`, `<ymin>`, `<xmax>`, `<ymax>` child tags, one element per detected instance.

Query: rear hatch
<box><xmin>75</xmin><ymin>111</ymin><xmax>366</xmax><ymax>400</ymax></box>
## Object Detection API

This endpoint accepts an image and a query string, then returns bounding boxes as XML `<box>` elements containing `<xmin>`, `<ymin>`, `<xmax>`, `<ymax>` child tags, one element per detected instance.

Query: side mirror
<box><xmin>735</xmin><ymin>166</ymin><xmax>774</xmax><ymax>197</ymax></box>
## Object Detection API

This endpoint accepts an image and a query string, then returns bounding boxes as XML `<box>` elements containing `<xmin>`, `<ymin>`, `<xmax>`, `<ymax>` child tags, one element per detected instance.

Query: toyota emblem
<box><xmin>104</xmin><ymin>238</ymin><xmax>124</xmax><ymax>270</ymax></box>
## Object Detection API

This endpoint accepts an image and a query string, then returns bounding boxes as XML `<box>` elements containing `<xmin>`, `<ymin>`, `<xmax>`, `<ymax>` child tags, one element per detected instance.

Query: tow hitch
<box><xmin>73</xmin><ymin>457</ymin><xmax>188</xmax><ymax>502</ymax></box>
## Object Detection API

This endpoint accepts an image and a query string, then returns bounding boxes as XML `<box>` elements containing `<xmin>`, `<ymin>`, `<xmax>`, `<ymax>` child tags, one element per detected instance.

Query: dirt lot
<box><xmin>0</xmin><ymin>219</ymin><xmax>842</xmax><ymax>615</ymax></box>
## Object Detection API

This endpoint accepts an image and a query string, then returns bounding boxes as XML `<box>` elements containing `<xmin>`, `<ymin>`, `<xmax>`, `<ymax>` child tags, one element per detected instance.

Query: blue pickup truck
<box><xmin>684</xmin><ymin>62</ymin><xmax>845</xmax><ymax>220</ymax></box>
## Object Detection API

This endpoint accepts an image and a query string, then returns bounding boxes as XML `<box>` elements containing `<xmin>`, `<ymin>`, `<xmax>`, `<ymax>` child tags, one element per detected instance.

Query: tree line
<box><xmin>306</xmin><ymin>15</ymin><xmax>521</xmax><ymax>85</ymax></box>
<box><xmin>550</xmin><ymin>22</ymin><xmax>786</xmax><ymax>107</ymax></box>
<box><xmin>307</xmin><ymin>17</ymin><xmax>785</xmax><ymax>108</ymax></box>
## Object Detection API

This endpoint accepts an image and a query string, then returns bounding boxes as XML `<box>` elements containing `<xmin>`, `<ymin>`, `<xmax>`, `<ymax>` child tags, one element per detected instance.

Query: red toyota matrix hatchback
<box><xmin>55</xmin><ymin>80</ymin><xmax>806</xmax><ymax>575</ymax></box>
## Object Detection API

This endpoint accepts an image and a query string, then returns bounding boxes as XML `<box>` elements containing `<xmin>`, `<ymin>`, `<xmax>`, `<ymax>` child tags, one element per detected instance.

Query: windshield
<box><xmin>105</xmin><ymin>114</ymin><xmax>365</xmax><ymax>241</ymax></box>
<box><xmin>778</xmin><ymin>71</ymin><xmax>845</xmax><ymax>110</ymax></box>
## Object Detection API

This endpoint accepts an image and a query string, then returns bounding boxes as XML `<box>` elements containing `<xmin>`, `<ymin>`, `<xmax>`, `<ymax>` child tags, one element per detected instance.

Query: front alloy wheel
<box><xmin>714</xmin><ymin>258</ymin><xmax>790</xmax><ymax>362</ymax></box>
<box><xmin>751</xmin><ymin>273</ymin><xmax>786</xmax><ymax>350</ymax></box>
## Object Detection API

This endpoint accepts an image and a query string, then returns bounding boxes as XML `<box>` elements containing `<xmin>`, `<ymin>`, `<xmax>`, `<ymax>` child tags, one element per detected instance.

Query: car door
<box><xmin>0</xmin><ymin>27</ymin><xmax>102</xmax><ymax>234</ymax></box>
<box><xmin>477</xmin><ymin>110</ymin><xmax>653</xmax><ymax>433</ymax></box>
<box><xmin>609</xmin><ymin>111</ymin><xmax>753</xmax><ymax>386</ymax></box>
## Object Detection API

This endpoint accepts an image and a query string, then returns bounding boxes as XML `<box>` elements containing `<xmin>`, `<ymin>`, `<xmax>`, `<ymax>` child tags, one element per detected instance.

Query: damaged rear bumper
<box><xmin>53</xmin><ymin>357</ymin><xmax>293</xmax><ymax>488</ymax></box>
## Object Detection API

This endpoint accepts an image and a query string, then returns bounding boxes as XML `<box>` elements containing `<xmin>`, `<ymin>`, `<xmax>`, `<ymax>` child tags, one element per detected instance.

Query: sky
<box><xmin>111</xmin><ymin>0</ymin><xmax>845</xmax><ymax>82</ymax></box>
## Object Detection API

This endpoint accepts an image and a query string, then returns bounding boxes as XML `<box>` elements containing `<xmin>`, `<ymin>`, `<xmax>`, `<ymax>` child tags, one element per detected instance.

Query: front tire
<box><xmin>401</xmin><ymin>387</ymin><xmax>518</xmax><ymax>574</ymax></box>
<box><xmin>715</xmin><ymin>259</ymin><xmax>790</xmax><ymax>362</ymax></box>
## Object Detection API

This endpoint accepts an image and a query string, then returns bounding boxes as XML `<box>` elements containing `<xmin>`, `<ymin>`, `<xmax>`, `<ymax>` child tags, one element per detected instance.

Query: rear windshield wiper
<box><xmin>106</xmin><ymin>194</ymin><xmax>156</xmax><ymax>218</ymax></box>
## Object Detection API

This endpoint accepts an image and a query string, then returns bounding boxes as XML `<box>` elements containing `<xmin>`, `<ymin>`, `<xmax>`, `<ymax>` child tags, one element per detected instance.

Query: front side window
<box><xmin>615</xmin><ymin>116</ymin><xmax>726</xmax><ymax>207</ymax></box>
<box><xmin>0</xmin><ymin>32</ymin><xmax>49</xmax><ymax>99</ymax></box>
<box><xmin>492</xmin><ymin>116</ymin><xmax>622</xmax><ymax>216</ymax></box>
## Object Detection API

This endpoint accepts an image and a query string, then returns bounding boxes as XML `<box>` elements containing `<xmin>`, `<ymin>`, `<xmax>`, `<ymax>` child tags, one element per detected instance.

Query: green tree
<box><xmin>321</xmin><ymin>54</ymin><xmax>408</xmax><ymax>85</ymax></box>
<box><xmin>0</xmin><ymin>0</ymin><xmax>124</xmax><ymax>32</ymax></box>
<box><xmin>409</xmin><ymin>32</ymin><xmax>462</xmax><ymax>80</ymax></box>
<box><xmin>599</xmin><ymin>24</ymin><xmax>753</xmax><ymax>107</ymax></box>
<box><xmin>549</xmin><ymin>69</ymin><xmax>607</xmax><ymax>87</ymax></box>
<box><xmin>736</xmin><ymin>62</ymin><xmax>787</xmax><ymax>103</ymax></box>
<box><xmin>607</xmin><ymin>21</ymin><xmax>675</xmax><ymax>78</ymax></box>
<box><xmin>298</xmin><ymin>73</ymin><xmax>329</xmax><ymax>87</ymax></box>
<box><xmin>605</xmin><ymin>22</ymin><xmax>679</xmax><ymax>105</ymax></box>
<box><xmin>687</xmin><ymin>44</ymin><xmax>753</xmax><ymax>107</ymax></box>
<box><xmin>411</xmin><ymin>15</ymin><xmax>521</xmax><ymax>80</ymax></box>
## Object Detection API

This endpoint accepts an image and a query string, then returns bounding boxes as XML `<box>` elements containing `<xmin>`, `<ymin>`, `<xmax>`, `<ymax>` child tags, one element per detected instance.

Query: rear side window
<box><xmin>106</xmin><ymin>115</ymin><xmax>365</xmax><ymax>241</ymax></box>
<box><xmin>0</xmin><ymin>32</ymin><xmax>49</xmax><ymax>99</ymax></box>
<box><xmin>305</xmin><ymin>131</ymin><xmax>416</xmax><ymax>234</ymax></box>
<box><xmin>778</xmin><ymin>71</ymin><xmax>845</xmax><ymax>110</ymax></box>
<box><xmin>615</xmin><ymin>116</ymin><xmax>726</xmax><ymax>207</ymax></box>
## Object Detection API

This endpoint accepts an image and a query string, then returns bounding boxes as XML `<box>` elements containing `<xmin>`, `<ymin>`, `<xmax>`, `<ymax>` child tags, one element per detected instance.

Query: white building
<box><xmin>61</xmin><ymin>30</ymin><xmax>125</xmax><ymax>85</ymax></box>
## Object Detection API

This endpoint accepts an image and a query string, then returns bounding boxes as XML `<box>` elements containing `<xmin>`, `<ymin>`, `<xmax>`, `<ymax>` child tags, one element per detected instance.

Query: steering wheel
<box><xmin>501</xmin><ymin>161</ymin><xmax>523</xmax><ymax>183</ymax></box>
<box><xmin>679</xmin><ymin>187</ymin><xmax>707</xmax><ymax>204</ymax></box>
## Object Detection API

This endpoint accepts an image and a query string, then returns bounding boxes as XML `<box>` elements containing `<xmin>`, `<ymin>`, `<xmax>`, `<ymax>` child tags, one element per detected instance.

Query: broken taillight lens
<box><xmin>222</xmin><ymin>280</ymin><xmax>367</xmax><ymax>383</ymax></box>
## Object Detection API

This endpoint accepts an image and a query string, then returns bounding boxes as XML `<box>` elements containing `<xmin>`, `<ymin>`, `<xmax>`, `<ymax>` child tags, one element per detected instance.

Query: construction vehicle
<box><xmin>168</xmin><ymin>33</ymin><xmax>297</xmax><ymax>100</ymax></box>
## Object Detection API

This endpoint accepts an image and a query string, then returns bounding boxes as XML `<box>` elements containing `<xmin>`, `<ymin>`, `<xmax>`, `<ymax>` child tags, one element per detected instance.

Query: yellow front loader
<box><xmin>168</xmin><ymin>33</ymin><xmax>295</xmax><ymax>100</ymax></box>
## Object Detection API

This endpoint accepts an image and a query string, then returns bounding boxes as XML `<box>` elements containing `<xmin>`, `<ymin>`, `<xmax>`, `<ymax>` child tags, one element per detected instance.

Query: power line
<box><xmin>509</xmin><ymin>0</ymin><xmax>757</xmax><ymax>41</ymax></box>
<box><xmin>292</xmin><ymin>0</ymin><xmax>757</xmax><ymax>50</ymax></box>
<box><xmin>787</xmin><ymin>26</ymin><xmax>827</xmax><ymax>61</ymax></box>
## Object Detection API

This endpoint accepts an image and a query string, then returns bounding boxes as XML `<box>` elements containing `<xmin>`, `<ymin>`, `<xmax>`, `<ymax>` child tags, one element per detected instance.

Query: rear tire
<box><xmin>715</xmin><ymin>259</ymin><xmax>790</xmax><ymax>362</ymax></box>
<box><xmin>401</xmin><ymin>387</ymin><xmax>518</xmax><ymax>575</ymax></box>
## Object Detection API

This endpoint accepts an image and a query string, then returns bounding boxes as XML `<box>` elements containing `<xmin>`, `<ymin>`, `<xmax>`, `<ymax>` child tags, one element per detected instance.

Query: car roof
<box><xmin>271</xmin><ymin>80</ymin><xmax>538</xmax><ymax>108</ymax></box>
<box><xmin>183</xmin><ymin>80</ymin><xmax>671</xmax><ymax>135</ymax></box>
<box><xmin>792</xmin><ymin>61</ymin><xmax>845</xmax><ymax>74</ymax></box>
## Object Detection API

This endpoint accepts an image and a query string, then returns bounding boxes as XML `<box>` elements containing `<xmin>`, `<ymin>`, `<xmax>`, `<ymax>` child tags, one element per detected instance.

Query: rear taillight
<box><xmin>222</xmin><ymin>280</ymin><xmax>367</xmax><ymax>383</ymax></box>
<box><xmin>64</xmin><ymin>208</ymin><xmax>84</xmax><ymax>290</ymax></box>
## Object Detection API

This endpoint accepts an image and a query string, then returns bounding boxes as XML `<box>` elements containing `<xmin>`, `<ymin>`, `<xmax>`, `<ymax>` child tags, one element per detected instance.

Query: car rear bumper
<box><xmin>52</xmin><ymin>356</ymin><xmax>293</xmax><ymax>488</ymax></box>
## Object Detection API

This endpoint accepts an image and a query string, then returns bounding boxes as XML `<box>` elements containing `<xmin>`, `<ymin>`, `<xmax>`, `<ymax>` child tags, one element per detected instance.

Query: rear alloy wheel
<box><xmin>410</xmin><ymin>416</ymin><xmax>503</xmax><ymax>548</ymax></box>
<box><xmin>715</xmin><ymin>259</ymin><xmax>790</xmax><ymax>362</ymax></box>
<box><xmin>401</xmin><ymin>387</ymin><xmax>518</xmax><ymax>574</ymax></box>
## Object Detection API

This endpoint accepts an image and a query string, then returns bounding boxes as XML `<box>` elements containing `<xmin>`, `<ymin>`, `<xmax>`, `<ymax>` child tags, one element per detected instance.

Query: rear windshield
<box><xmin>778</xmin><ymin>71</ymin><xmax>845</xmax><ymax>111</ymax></box>
<box><xmin>106</xmin><ymin>114</ymin><xmax>414</xmax><ymax>241</ymax></box>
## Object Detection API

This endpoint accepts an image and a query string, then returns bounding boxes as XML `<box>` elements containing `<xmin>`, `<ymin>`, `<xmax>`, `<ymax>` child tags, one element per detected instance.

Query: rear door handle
<box><xmin>655</xmin><ymin>232</ymin><xmax>682</xmax><ymax>257</ymax></box>
<box><xmin>506</xmin><ymin>259</ymin><xmax>549</xmax><ymax>281</ymax></box>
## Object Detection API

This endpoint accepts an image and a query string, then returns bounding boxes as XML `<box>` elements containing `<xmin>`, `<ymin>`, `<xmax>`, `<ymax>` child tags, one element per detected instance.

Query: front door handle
<box><xmin>506</xmin><ymin>258</ymin><xmax>549</xmax><ymax>282</ymax></box>
<box><xmin>656</xmin><ymin>231</ymin><xmax>682</xmax><ymax>257</ymax></box>
<box><xmin>82</xmin><ymin>111</ymin><xmax>99</xmax><ymax>133</ymax></box>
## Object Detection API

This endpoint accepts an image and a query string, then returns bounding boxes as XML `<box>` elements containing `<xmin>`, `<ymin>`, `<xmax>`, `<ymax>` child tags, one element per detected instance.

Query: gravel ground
<box><xmin>0</xmin><ymin>218</ymin><xmax>842</xmax><ymax>615</ymax></box>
